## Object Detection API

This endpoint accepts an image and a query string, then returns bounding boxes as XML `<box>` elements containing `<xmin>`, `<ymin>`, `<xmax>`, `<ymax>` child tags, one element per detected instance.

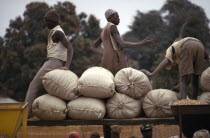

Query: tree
<box><xmin>123</xmin><ymin>10</ymin><xmax>167</xmax><ymax>70</ymax></box>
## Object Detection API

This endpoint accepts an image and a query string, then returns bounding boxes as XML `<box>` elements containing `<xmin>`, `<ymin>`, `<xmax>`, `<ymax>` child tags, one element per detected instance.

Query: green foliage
<box><xmin>0</xmin><ymin>1</ymin><xmax>101</xmax><ymax>101</ymax></box>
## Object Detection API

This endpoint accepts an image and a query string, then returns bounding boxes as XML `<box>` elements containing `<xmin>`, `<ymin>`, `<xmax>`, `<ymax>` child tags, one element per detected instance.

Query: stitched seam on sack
<box><xmin>78</xmin><ymin>85</ymin><xmax>115</xmax><ymax>92</ymax></box>
<box><xmin>33</xmin><ymin>107</ymin><xmax>67</xmax><ymax>114</ymax></box>
<box><xmin>68</xmin><ymin>108</ymin><xmax>104</xmax><ymax>115</ymax></box>
<box><xmin>44</xmin><ymin>78</ymin><xmax>77</xmax><ymax>92</ymax></box>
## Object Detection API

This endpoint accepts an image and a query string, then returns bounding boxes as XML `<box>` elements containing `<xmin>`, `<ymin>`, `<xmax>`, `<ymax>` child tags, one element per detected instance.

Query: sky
<box><xmin>0</xmin><ymin>0</ymin><xmax>209</xmax><ymax>37</ymax></box>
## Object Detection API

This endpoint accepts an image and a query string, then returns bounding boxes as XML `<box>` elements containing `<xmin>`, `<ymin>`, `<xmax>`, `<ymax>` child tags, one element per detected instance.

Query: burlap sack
<box><xmin>143</xmin><ymin>89</ymin><xmax>178</xmax><ymax>118</ymax></box>
<box><xmin>114</xmin><ymin>68</ymin><xmax>152</xmax><ymax>99</ymax></box>
<box><xmin>78</xmin><ymin>67</ymin><xmax>115</xmax><ymax>98</ymax></box>
<box><xmin>106</xmin><ymin>93</ymin><xmax>141</xmax><ymax>119</ymax></box>
<box><xmin>32</xmin><ymin>94</ymin><xmax>67</xmax><ymax>120</ymax></box>
<box><xmin>42</xmin><ymin>69</ymin><xmax>78</xmax><ymax>100</ymax></box>
<box><xmin>67</xmin><ymin>97</ymin><xmax>105</xmax><ymax>120</ymax></box>
<box><xmin>198</xmin><ymin>92</ymin><xmax>210</xmax><ymax>103</ymax></box>
<box><xmin>200</xmin><ymin>67</ymin><xmax>210</xmax><ymax>91</ymax></box>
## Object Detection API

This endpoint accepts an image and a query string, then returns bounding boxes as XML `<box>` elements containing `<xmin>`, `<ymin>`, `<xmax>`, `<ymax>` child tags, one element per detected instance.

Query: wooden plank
<box><xmin>28</xmin><ymin>117</ymin><xmax>177</xmax><ymax>126</ymax></box>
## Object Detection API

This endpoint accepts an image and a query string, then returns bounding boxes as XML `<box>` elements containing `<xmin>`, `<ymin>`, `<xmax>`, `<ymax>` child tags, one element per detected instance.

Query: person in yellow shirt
<box><xmin>142</xmin><ymin>37</ymin><xmax>209</xmax><ymax>99</ymax></box>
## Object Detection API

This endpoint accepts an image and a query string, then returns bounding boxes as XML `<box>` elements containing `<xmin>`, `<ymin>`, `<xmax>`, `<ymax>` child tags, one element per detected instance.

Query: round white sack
<box><xmin>42</xmin><ymin>69</ymin><xmax>78</xmax><ymax>100</ymax></box>
<box><xmin>114</xmin><ymin>67</ymin><xmax>152</xmax><ymax>99</ymax></box>
<box><xmin>32</xmin><ymin>94</ymin><xmax>67</xmax><ymax>120</ymax></box>
<box><xmin>67</xmin><ymin>97</ymin><xmax>106</xmax><ymax>120</ymax></box>
<box><xmin>106</xmin><ymin>93</ymin><xmax>141</xmax><ymax>119</ymax></box>
<box><xmin>143</xmin><ymin>89</ymin><xmax>178</xmax><ymax>118</ymax></box>
<box><xmin>200</xmin><ymin>67</ymin><xmax>210</xmax><ymax>91</ymax></box>
<box><xmin>78</xmin><ymin>67</ymin><xmax>115</xmax><ymax>98</ymax></box>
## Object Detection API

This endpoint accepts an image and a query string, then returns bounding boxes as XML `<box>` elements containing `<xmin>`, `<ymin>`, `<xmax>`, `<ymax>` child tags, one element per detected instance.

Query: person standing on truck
<box><xmin>91</xmin><ymin>9</ymin><xmax>155</xmax><ymax>75</ymax></box>
<box><xmin>142</xmin><ymin>37</ymin><xmax>209</xmax><ymax>99</ymax></box>
<box><xmin>25</xmin><ymin>9</ymin><xmax>74</xmax><ymax>118</ymax></box>
<box><xmin>90</xmin><ymin>9</ymin><xmax>155</xmax><ymax>138</ymax></box>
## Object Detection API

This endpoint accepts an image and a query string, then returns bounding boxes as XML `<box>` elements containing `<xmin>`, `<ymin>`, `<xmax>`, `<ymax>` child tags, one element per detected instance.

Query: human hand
<box><xmin>111</xmin><ymin>125</ymin><xmax>123</xmax><ymax>133</ymax></box>
<box><xmin>172</xmin><ymin>84</ymin><xmax>180</xmax><ymax>92</ymax></box>
<box><xmin>59</xmin><ymin>66</ymin><xmax>69</xmax><ymax>70</ymax></box>
<box><xmin>142</xmin><ymin>37</ymin><xmax>156</xmax><ymax>45</ymax></box>
<box><xmin>141</xmin><ymin>69</ymin><xmax>153</xmax><ymax>77</ymax></box>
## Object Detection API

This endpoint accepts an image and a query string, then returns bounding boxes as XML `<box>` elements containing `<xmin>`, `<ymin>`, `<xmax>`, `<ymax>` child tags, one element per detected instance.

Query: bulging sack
<box><xmin>198</xmin><ymin>92</ymin><xmax>210</xmax><ymax>103</ymax></box>
<box><xmin>143</xmin><ymin>89</ymin><xmax>178</xmax><ymax>118</ymax></box>
<box><xmin>78</xmin><ymin>67</ymin><xmax>115</xmax><ymax>98</ymax></box>
<box><xmin>114</xmin><ymin>68</ymin><xmax>152</xmax><ymax>99</ymax></box>
<box><xmin>67</xmin><ymin>97</ymin><xmax>105</xmax><ymax>120</ymax></box>
<box><xmin>32</xmin><ymin>94</ymin><xmax>67</xmax><ymax>120</ymax></box>
<box><xmin>42</xmin><ymin>69</ymin><xmax>78</xmax><ymax>100</ymax></box>
<box><xmin>200</xmin><ymin>67</ymin><xmax>210</xmax><ymax>91</ymax></box>
<box><xmin>106</xmin><ymin>93</ymin><xmax>141</xmax><ymax>119</ymax></box>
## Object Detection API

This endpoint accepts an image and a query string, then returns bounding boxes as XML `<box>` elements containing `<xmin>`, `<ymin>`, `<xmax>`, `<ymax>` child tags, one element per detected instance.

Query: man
<box><xmin>25</xmin><ymin>9</ymin><xmax>74</xmax><ymax>118</ymax></box>
<box><xmin>91</xmin><ymin>9</ymin><xmax>155</xmax><ymax>138</ymax></box>
<box><xmin>91</xmin><ymin>9</ymin><xmax>155</xmax><ymax>75</ymax></box>
<box><xmin>142</xmin><ymin>37</ymin><xmax>209</xmax><ymax>99</ymax></box>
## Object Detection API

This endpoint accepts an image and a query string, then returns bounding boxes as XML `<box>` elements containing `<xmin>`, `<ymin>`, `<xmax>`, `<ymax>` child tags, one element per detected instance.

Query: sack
<box><xmin>42</xmin><ymin>69</ymin><xmax>78</xmax><ymax>100</ymax></box>
<box><xmin>114</xmin><ymin>68</ymin><xmax>152</xmax><ymax>99</ymax></box>
<box><xmin>200</xmin><ymin>67</ymin><xmax>210</xmax><ymax>91</ymax></box>
<box><xmin>143</xmin><ymin>89</ymin><xmax>178</xmax><ymax>118</ymax></box>
<box><xmin>67</xmin><ymin>97</ymin><xmax>105</xmax><ymax>120</ymax></box>
<box><xmin>106</xmin><ymin>93</ymin><xmax>141</xmax><ymax>119</ymax></box>
<box><xmin>198</xmin><ymin>92</ymin><xmax>210</xmax><ymax>103</ymax></box>
<box><xmin>32</xmin><ymin>94</ymin><xmax>67</xmax><ymax>120</ymax></box>
<box><xmin>78</xmin><ymin>67</ymin><xmax>115</xmax><ymax>98</ymax></box>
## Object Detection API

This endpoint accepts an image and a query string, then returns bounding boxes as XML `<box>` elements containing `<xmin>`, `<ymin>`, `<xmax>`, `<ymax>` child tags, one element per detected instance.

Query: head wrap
<box><xmin>105</xmin><ymin>9</ymin><xmax>117</xmax><ymax>20</ymax></box>
<box><xmin>69</xmin><ymin>132</ymin><xmax>80</xmax><ymax>138</ymax></box>
<box><xmin>44</xmin><ymin>9</ymin><xmax>60</xmax><ymax>23</ymax></box>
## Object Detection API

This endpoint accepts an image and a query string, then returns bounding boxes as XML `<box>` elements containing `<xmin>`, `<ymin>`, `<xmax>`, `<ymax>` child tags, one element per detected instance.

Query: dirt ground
<box><xmin>17</xmin><ymin>125</ymin><xmax>181</xmax><ymax>138</ymax></box>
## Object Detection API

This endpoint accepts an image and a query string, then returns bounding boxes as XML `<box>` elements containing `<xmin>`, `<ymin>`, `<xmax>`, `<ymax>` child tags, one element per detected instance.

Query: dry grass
<box><xmin>17</xmin><ymin>125</ymin><xmax>181</xmax><ymax>138</ymax></box>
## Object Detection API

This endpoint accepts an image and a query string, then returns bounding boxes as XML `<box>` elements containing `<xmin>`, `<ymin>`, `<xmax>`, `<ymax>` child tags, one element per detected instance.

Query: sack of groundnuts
<box><xmin>67</xmin><ymin>97</ymin><xmax>106</xmax><ymax>120</ymax></box>
<box><xmin>78</xmin><ymin>67</ymin><xmax>115</xmax><ymax>98</ymax></box>
<box><xmin>32</xmin><ymin>94</ymin><xmax>67</xmax><ymax>120</ymax></box>
<box><xmin>114</xmin><ymin>68</ymin><xmax>152</xmax><ymax>99</ymax></box>
<box><xmin>106</xmin><ymin>92</ymin><xmax>141</xmax><ymax>119</ymax></box>
<box><xmin>143</xmin><ymin>89</ymin><xmax>178</xmax><ymax>118</ymax></box>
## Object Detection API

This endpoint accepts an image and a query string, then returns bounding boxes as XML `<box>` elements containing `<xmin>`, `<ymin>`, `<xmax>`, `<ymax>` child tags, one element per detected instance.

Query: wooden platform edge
<box><xmin>27</xmin><ymin>117</ymin><xmax>177</xmax><ymax>126</ymax></box>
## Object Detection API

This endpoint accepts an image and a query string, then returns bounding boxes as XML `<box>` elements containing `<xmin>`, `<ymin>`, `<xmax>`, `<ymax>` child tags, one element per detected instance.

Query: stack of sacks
<box><xmin>200</xmin><ymin>67</ymin><xmax>210</xmax><ymax>92</ymax></box>
<box><xmin>32</xmin><ymin>69</ymin><xmax>79</xmax><ymax>120</ymax></box>
<box><xmin>198</xmin><ymin>92</ymin><xmax>210</xmax><ymax>103</ymax></box>
<box><xmin>67</xmin><ymin>67</ymin><xmax>114</xmax><ymax>120</ymax></box>
<box><xmin>142</xmin><ymin>89</ymin><xmax>178</xmax><ymax>118</ymax></box>
<box><xmin>106</xmin><ymin>67</ymin><xmax>152</xmax><ymax>119</ymax></box>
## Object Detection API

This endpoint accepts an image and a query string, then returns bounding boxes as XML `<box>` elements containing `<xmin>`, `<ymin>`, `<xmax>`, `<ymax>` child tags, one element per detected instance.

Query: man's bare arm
<box><xmin>110</xmin><ymin>26</ymin><xmax>155</xmax><ymax>49</ymax></box>
<box><xmin>90</xmin><ymin>37</ymin><xmax>103</xmax><ymax>56</ymax></box>
<box><xmin>141</xmin><ymin>58</ymin><xmax>170</xmax><ymax>77</ymax></box>
<box><xmin>52</xmin><ymin>31</ymin><xmax>74</xmax><ymax>69</ymax></box>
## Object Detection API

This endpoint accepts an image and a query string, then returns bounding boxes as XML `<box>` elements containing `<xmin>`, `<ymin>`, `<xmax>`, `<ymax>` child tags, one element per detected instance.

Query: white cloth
<box><xmin>47</xmin><ymin>25</ymin><xmax>67</xmax><ymax>61</ymax></box>
<box><xmin>105</xmin><ymin>9</ymin><xmax>117</xmax><ymax>20</ymax></box>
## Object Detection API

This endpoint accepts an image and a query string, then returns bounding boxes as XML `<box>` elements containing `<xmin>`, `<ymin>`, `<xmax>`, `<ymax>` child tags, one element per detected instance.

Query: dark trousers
<box><xmin>103</xmin><ymin>125</ymin><xmax>111</xmax><ymax>138</ymax></box>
